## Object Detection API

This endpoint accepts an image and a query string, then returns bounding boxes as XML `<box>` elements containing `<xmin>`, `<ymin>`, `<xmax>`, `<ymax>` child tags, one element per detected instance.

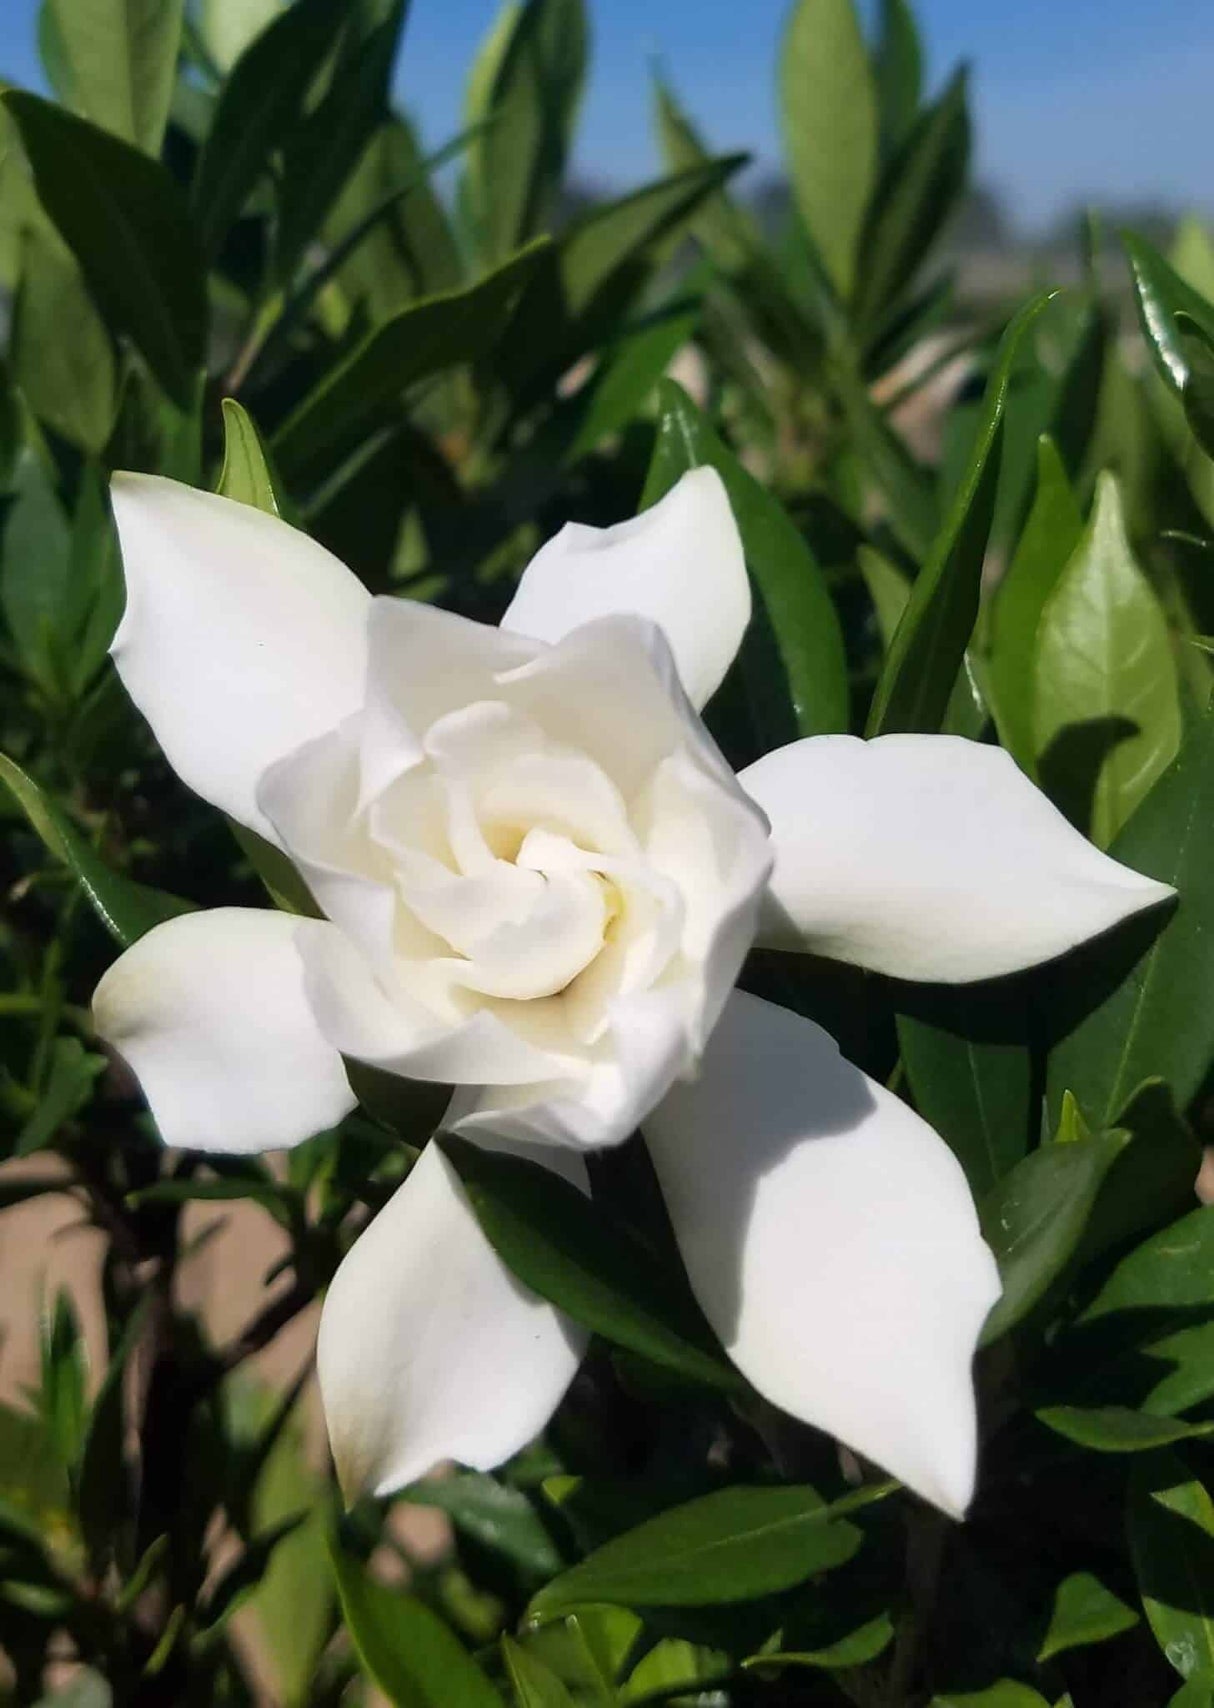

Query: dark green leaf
<box><xmin>273</xmin><ymin>239</ymin><xmax>549</xmax><ymax>478</ymax></box>
<box><xmin>779</xmin><ymin>0</ymin><xmax>877</xmax><ymax>297</ymax></box>
<box><xmin>329</xmin><ymin>1530</ymin><xmax>505</xmax><ymax>1707</ymax></box>
<box><xmin>0</xmin><ymin>751</ymin><xmax>194</xmax><ymax>946</ymax></box>
<box><xmin>0</xmin><ymin>441</ymin><xmax>71</xmax><ymax>685</ymax></box>
<box><xmin>45</xmin><ymin>0</ymin><xmax>184</xmax><ymax>156</ymax></box>
<box><xmin>1182</xmin><ymin>318</ymin><xmax>1214</xmax><ymax>461</ymax></box>
<box><xmin>979</xmin><ymin>1130</ymin><xmax>1129</xmax><ymax>1344</ymax></box>
<box><xmin>1046</xmin><ymin>702</ymin><xmax>1214</xmax><ymax>1128</ymax></box>
<box><xmin>11</xmin><ymin>220</ymin><xmax>115</xmax><ymax>452</ymax></box>
<box><xmin>190</xmin><ymin>0</ymin><xmax>346</xmax><ymax>257</ymax></box>
<box><xmin>1038</xmin><ymin>1405</ymin><xmax>1212</xmax><ymax>1453</ymax></box>
<box><xmin>642</xmin><ymin>378</ymin><xmax>849</xmax><ymax>736</ymax></box>
<box><xmin>78</xmin><ymin>1300</ymin><xmax>147</xmax><ymax>1564</ymax></box>
<box><xmin>3</xmin><ymin>92</ymin><xmax>206</xmax><ymax>406</ymax></box>
<box><xmin>1129</xmin><ymin>1452</ymin><xmax>1214</xmax><ymax>1680</ymax></box>
<box><xmin>932</xmin><ymin>1688</ymin><xmax>1051</xmax><ymax>1708</ymax></box>
<box><xmin>855</xmin><ymin>68</ymin><xmax>970</xmax><ymax>331</ymax></box>
<box><xmin>463</xmin><ymin>0</ymin><xmax>587</xmax><ymax>265</ymax></box>
<box><xmin>529</xmin><ymin>1482</ymin><xmax>884</xmax><ymax>1617</ymax></box>
<box><xmin>1037</xmin><ymin>1570</ymin><xmax>1139</xmax><ymax>1661</ymax></box>
<box><xmin>867</xmin><ymin>293</ymin><xmax>1052</xmax><ymax>733</ymax></box>
<box><xmin>439</xmin><ymin>1133</ymin><xmax>741</xmax><ymax>1392</ymax></box>
<box><xmin>1124</xmin><ymin>232</ymin><xmax>1214</xmax><ymax>396</ymax></box>
<box><xmin>1032</xmin><ymin>471</ymin><xmax>1181</xmax><ymax>847</ymax></box>
<box><xmin>401</xmin><ymin>1474</ymin><xmax>562</xmax><ymax>1579</ymax></box>
<box><xmin>874</xmin><ymin>0</ymin><xmax>922</xmax><ymax>150</ymax></box>
<box><xmin>568</xmin><ymin>303</ymin><xmax>698</xmax><ymax>459</ymax></box>
<box><xmin>987</xmin><ymin>435</ymin><xmax>1084</xmax><ymax>769</ymax></box>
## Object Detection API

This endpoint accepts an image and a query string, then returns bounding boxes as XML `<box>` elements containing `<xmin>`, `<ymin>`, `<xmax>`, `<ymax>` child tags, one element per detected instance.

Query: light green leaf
<box><xmin>1032</xmin><ymin>471</ymin><xmax>1181</xmax><ymax>847</ymax></box>
<box><xmin>932</xmin><ymin>1688</ymin><xmax>1051</xmax><ymax>1708</ymax></box>
<box><xmin>0</xmin><ymin>751</ymin><xmax>193</xmax><ymax>946</ymax></box>
<box><xmin>329</xmin><ymin>1531</ymin><xmax>505</xmax><ymax>1707</ymax></box>
<box><xmin>45</xmin><ymin>0</ymin><xmax>184</xmax><ymax>156</ymax></box>
<box><xmin>867</xmin><ymin>292</ymin><xmax>1053</xmax><ymax>733</ymax></box>
<box><xmin>11</xmin><ymin>220</ymin><xmax>115</xmax><ymax>453</ymax></box>
<box><xmin>216</xmin><ymin>398</ymin><xmax>280</xmax><ymax>515</ymax></box>
<box><xmin>502</xmin><ymin>1636</ymin><xmax>575</xmax><ymax>1708</ymax></box>
<box><xmin>1130</xmin><ymin>1453</ymin><xmax>1214</xmax><ymax>1680</ymax></box>
<box><xmin>3</xmin><ymin>91</ymin><xmax>206</xmax><ymax>407</ymax></box>
<box><xmin>1037</xmin><ymin>1570</ymin><xmax>1139</xmax><ymax>1661</ymax></box>
<box><xmin>199</xmin><ymin>0</ymin><xmax>282</xmax><ymax>73</ymax></box>
<box><xmin>641</xmin><ymin>378</ymin><xmax>849</xmax><ymax>736</ymax></box>
<box><xmin>439</xmin><ymin>1133</ymin><xmax>741</xmax><ymax>1393</ymax></box>
<box><xmin>779</xmin><ymin>0</ymin><xmax>877</xmax><ymax>297</ymax></box>
<box><xmin>529</xmin><ymin>1482</ymin><xmax>886</xmax><ymax>1618</ymax></box>
<box><xmin>987</xmin><ymin>435</ymin><xmax>1084</xmax><ymax>769</ymax></box>
<box><xmin>463</xmin><ymin>0</ymin><xmax>587</xmax><ymax>265</ymax></box>
<box><xmin>1046</xmin><ymin>701</ymin><xmax>1214</xmax><ymax>1127</ymax></box>
<box><xmin>978</xmin><ymin>1130</ymin><xmax>1129</xmax><ymax>1344</ymax></box>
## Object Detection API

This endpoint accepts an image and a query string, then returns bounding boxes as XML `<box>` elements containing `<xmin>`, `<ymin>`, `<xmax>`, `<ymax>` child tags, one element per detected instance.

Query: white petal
<box><xmin>317</xmin><ymin>1139</ymin><xmax>587</xmax><ymax>1499</ymax></box>
<box><xmin>92</xmin><ymin>909</ymin><xmax>355</xmax><ymax>1153</ymax></box>
<box><xmin>741</xmin><ymin>733</ymin><xmax>1174</xmax><ymax>982</ymax></box>
<box><xmin>110</xmin><ymin>475</ymin><xmax>370</xmax><ymax>840</ymax></box>
<box><xmin>644</xmin><ymin>991</ymin><xmax>1001</xmax><ymax>1518</ymax></box>
<box><xmin>501</xmin><ymin>468</ymin><xmax>750</xmax><ymax>711</ymax></box>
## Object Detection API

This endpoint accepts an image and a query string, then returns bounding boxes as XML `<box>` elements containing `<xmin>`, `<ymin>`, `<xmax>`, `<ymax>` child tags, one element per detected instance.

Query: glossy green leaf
<box><xmin>1125</xmin><ymin>231</ymin><xmax>1214</xmax><ymax>396</ymax></box>
<box><xmin>1085</xmin><ymin>1205</ymin><xmax>1214</xmax><ymax>1326</ymax></box>
<box><xmin>1032</xmin><ymin>471</ymin><xmax>1181</xmax><ymax>848</ymax></box>
<box><xmin>1129</xmin><ymin>1453</ymin><xmax>1214</xmax><ymax>1680</ymax></box>
<box><xmin>1037</xmin><ymin>1570</ymin><xmax>1139</xmax><ymax>1661</ymax></box>
<box><xmin>402</xmin><ymin>1474</ymin><xmax>562</xmax><ymax>1579</ymax></box>
<box><xmin>4</xmin><ymin>92</ymin><xmax>206</xmax><ymax>407</ymax></box>
<box><xmin>439</xmin><ymin>1133</ymin><xmax>740</xmax><ymax>1392</ymax></box>
<box><xmin>867</xmin><ymin>293</ymin><xmax>1053</xmax><ymax>733</ymax></box>
<box><xmin>529</xmin><ymin>1482</ymin><xmax>884</xmax><ymax>1617</ymax></box>
<box><xmin>978</xmin><ymin>1130</ymin><xmax>1129</xmax><ymax>1344</ymax></box>
<box><xmin>1182</xmin><ymin>318</ymin><xmax>1214</xmax><ymax>461</ymax></box>
<box><xmin>191</xmin><ymin>0</ymin><xmax>345</xmax><ymax>257</ymax></box>
<box><xmin>464</xmin><ymin>0</ymin><xmax>587</xmax><ymax>265</ymax></box>
<box><xmin>0</xmin><ymin>751</ymin><xmax>193</xmax><ymax>946</ymax></box>
<box><xmin>216</xmin><ymin>398</ymin><xmax>280</xmax><ymax>515</ymax></box>
<box><xmin>743</xmin><ymin>1614</ymin><xmax>894</xmax><ymax>1674</ymax></box>
<box><xmin>855</xmin><ymin>67</ymin><xmax>969</xmax><ymax>330</ymax></box>
<box><xmin>329</xmin><ymin>1530</ymin><xmax>504</xmax><ymax>1708</ymax></box>
<box><xmin>1045</xmin><ymin>700</ymin><xmax>1213</xmax><ymax>1129</ymax></box>
<box><xmin>45</xmin><ymin>0</ymin><xmax>184</xmax><ymax>156</ymax></box>
<box><xmin>11</xmin><ymin>220</ymin><xmax>115</xmax><ymax>453</ymax></box>
<box><xmin>1038</xmin><ymin>1406</ymin><xmax>1212</xmax><ymax>1453</ymax></box>
<box><xmin>779</xmin><ymin>0</ymin><xmax>877</xmax><ymax>297</ymax></box>
<box><xmin>642</xmin><ymin>378</ymin><xmax>849</xmax><ymax>736</ymax></box>
<box><xmin>273</xmin><ymin>239</ymin><xmax>549</xmax><ymax>477</ymax></box>
<box><xmin>987</xmin><ymin>436</ymin><xmax>1084</xmax><ymax>769</ymax></box>
<box><xmin>502</xmin><ymin>1637</ymin><xmax>575</xmax><ymax>1708</ymax></box>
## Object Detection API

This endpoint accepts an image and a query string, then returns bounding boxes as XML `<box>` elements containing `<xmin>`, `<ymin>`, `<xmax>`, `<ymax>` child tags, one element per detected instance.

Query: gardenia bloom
<box><xmin>93</xmin><ymin>469</ymin><xmax>1171</xmax><ymax>1519</ymax></box>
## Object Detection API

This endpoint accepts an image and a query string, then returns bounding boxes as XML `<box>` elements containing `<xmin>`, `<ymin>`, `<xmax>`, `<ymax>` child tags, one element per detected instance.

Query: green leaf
<box><xmin>1129</xmin><ymin>1453</ymin><xmax>1214</xmax><ymax>1680</ymax></box>
<box><xmin>402</xmin><ymin>1474</ymin><xmax>562</xmax><ymax>1579</ymax></box>
<box><xmin>833</xmin><ymin>360</ymin><xmax>938</xmax><ymax>559</ymax></box>
<box><xmin>191</xmin><ymin>0</ymin><xmax>346</xmax><ymax>257</ymax></box>
<box><xmin>329</xmin><ymin>1530</ymin><xmax>505</xmax><ymax>1708</ymax></box>
<box><xmin>45</xmin><ymin>0</ymin><xmax>184</xmax><ymax>156</ymax></box>
<box><xmin>0</xmin><ymin>751</ymin><xmax>193</xmax><ymax>946</ymax></box>
<box><xmin>1037</xmin><ymin>1570</ymin><xmax>1139</xmax><ymax>1661</ymax></box>
<box><xmin>272</xmin><ymin>239</ymin><xmax>549</xmax><ymax>478</ymax></box>
<box><xmin>1125</xmin><ymin>231</ymin><xmax>1214</xmax><ymax>396</ymax></box>
<box><xmin>502</xmin><ymin>1636</ymin><xmax>575</xmax><ymax>1708</ymax></box>
<box><xmin>439</xmin><ymin>1134</ymin><xmax>741</xmax><ymax>1392</ymax></box>
<box><xmin>779</xmin><ymin>0</ymin><xmax>877</xmax><ymax>298</ymax></box>
<box><xmin>463</xmin><ymin>0</ymin><xmax>587</xmax><ymax>265</ymax></box>
<box><xmin>867</xmin><ymin>293</ymin><xmax>1052</xmax><ymax>733</ymax></box>
<box><xmin>15</xmin><ymin>1038</ymin><xmax>104</xmax><ymax>1158</ymax></box>
<box><xmin>1032</xmin><ymin>471</ymin><xmax>1181</xmax><ymax>848</ymax></box>
<box><xmin>3</xmin><ymin>92</ymin><xmax>206</xmax><ymax>407</ymax></box>
<box><xmin>858</xmin><ymin>543</ymin><xmax>910</xmax><ymax>649</ymax></box>
<box><xmin>1170</xmin><ymin>1679</ymin><xmax>1214</xmax><ymax>1708</ymax></box>
<box><xmin>642</xmin><ymin>378</ymin><xmax>849</xmax><ymax>736</ymax></box>
<box><xmin>11</xmin><ymin>220</ymin><xmax>115</xmax><ymax>453</ymax></box>
<box><xmin>1182</xmin><ymin>318</ymin><xmax>1214</xmax><ymax>461</ymax></box>
<box><xmin>1038</xmin><ymin>1405</ymin><xmax>1212</xmax><ymax>1453</ymax></box>
<box><xmin>874</xmin><ymin>0</ymin><xmax>922</xmax><ymax>150</ymax></box>
<box><xmin>744</xmin><ymin>1613</ymin><xmax>894</xmax><ymax>1674</ymax></box>
<box><xmin>978</xmin><ymin>1130</ymin><xmax>1129</xmax><ymax>1344</ymax></box>
<box><xmin>78</xmin><ymin>1300</ymin><xmax>147</xmax><ymax>1565</ymax></box>
<box><xmin>200</xmin><ymin>1512</ymin><xmax>308</xmax><ymax>1633</ymax></box>
<box><xmin>987</xmin><ymin>436</ymin><xmax>1084</xmax><ymax>770</ymax></box>
<box><xmin>529</xmin><ymin>1482</ymin><xmax>884</xmax><ymax>1618</ymax></box>
<box><xmin>1045</xmin><ymin>700</ymin><xmax>1213</xmax><ymax>1129</ymax></box>
<box><xmin>216</xmin><ymin>398</ymin><xmax>281</xmax><ymax>515</ymax></box>
<box><xmin>40</xmin><ymin>1291</ymin><xmax>87</xmax><ymax>1473</ymax></box>
<box><xmin>932</xmin><ymin>1688</ymin><xmax>1051</xmax><ymax>1708</ymax></box>
<box><xmin>568</xmin><ymin>302</ymin><xmax>699</xmax><ymax>460</ymax></box>
<box><xmin>855</xmin><ymin>67</ymin><xmax>970</xmax><ymax>332</ymax></box>
<box><xmin>0</xmin><ymin>441</ymin><xmax>71</xmax><ymax>686</ymax></box>
<box><xmin>896</xmin><ymin>985</ymin><xmax>1032</xmax><ymax>1199</ymax></box>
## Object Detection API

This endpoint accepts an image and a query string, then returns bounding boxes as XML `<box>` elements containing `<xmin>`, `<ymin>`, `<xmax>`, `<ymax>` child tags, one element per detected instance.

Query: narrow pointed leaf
<box><xmin>216</xmin><ymin>398</ymin><xmax>281</xmax><ymax>515</ymax></box>
<box><xmin>1125</xmin><ymin>232</ymin><xmax>1214</xmax><ymax>395</ymax></box>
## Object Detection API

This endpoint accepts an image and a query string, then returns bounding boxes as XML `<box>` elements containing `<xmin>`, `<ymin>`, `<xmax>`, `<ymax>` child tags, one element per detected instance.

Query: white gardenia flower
<box><xmin>93</xmin><ymin>467</ymin><xmax>1172</xmax><ymax>1519</ymax></box>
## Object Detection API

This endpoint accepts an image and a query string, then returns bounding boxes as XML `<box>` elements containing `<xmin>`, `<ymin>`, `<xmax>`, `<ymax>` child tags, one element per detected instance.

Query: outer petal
<box><xmin>109</xmin><ymin>474</ymin><xmax>370</xmax><ymax>840</ymax></box>
<box><xmin>93</xmin><ymin>909</ymin><xmax>355</xmax><ymax>1153</ymax></box>
<box><xmin>644</xmin><ymin>991</ymin><xmax>1001</xmax><ymax>1518</ymax></box>
<box><xmin>501</xmin><ymin>468</ymin><xmax>750</xmax><ymax>711</ymax></box>
<box><xmin>317</xmin><ymin>1139</ymin><xmax>587</xmax><ymax>1498</ymax></box>
<box><xmin>741</xmin><ymin>733</ymin><xmax>1174</xmax><ymax>983</ymax></box>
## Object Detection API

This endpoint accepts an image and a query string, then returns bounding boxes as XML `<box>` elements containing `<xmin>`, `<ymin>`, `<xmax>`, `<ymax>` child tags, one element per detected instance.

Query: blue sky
<box><xmin>2</xmin><ymin>0</ymin><xmax>1212</xmax><ymax>230</ymax></box>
